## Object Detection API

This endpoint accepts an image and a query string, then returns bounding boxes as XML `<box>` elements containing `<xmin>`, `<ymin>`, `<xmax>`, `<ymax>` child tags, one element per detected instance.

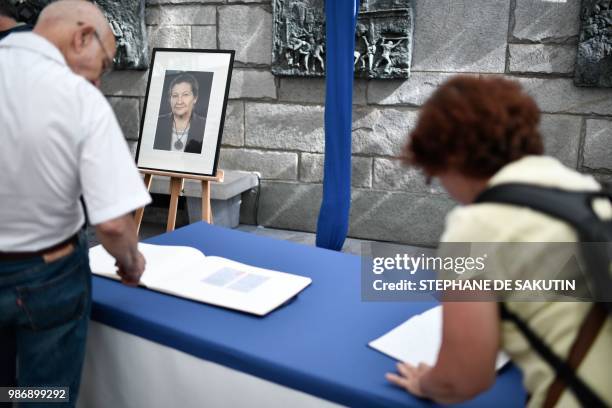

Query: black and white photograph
<box><xmin>153</xmin><ymin>71</ymin><xmax>213</xmax><ymax>155</ymax></box>
<box><xmin>136</xmin><ymin>49</ymin><xmax>234</xmax><ymax>177</ymax></box>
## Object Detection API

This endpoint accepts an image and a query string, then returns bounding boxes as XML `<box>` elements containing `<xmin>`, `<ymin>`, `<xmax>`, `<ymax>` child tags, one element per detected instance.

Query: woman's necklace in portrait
<box><xmin>173</xmin><ymin>118</ymin><xmax>191</xmax><ymax>150</ymax></box>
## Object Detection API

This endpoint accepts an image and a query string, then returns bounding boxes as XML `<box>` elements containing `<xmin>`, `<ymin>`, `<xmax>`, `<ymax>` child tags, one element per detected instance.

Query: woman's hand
<box><xmin>384</xmin><ymin>302</ymin><xmax>500</xmax><ymax>404</ymax></box>
<box><xmin>386</xmin><ymin>362</ymin><xmax>432</xmax><ymax>398</ymax></box>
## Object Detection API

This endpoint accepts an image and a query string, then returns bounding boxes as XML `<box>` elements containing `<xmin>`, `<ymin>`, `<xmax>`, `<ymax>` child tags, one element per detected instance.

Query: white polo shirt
<box><xmin>0</xmin><ymin>32</ymin><xmax>151</xmax><ymax>251</ymax></box>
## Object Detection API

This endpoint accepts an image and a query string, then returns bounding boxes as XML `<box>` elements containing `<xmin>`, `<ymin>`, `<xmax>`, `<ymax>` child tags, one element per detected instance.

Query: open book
<box><xmin>369</xmin><ymin>306</ymin><xmax>509</xmax><ymax>369</ymax></box>
<box><xmin>89</xmin><ymin>243</ymin><xmax>312</xmax><ymax>316</ymax></box>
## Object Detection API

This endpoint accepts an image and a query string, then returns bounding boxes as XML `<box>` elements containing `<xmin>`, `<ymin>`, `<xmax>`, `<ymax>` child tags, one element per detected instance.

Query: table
<box><xmin>78</xmin><ymin>222</ymin><xmax>525</xmax><ymax>407</ymax></box>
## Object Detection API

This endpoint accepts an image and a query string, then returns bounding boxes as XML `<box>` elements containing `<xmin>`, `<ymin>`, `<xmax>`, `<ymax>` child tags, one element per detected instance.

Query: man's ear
<box><xmin>72</xmin><ymin>24</ymin><xmax>96</xmax><ymax>53</ymax></box>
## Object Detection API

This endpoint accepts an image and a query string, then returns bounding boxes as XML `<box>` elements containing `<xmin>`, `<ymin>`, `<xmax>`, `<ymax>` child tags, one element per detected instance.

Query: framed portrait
<box><xmin>136</xmin><ymin>48</ymin><xmax>235</xmax><ymax>177</ymax></box>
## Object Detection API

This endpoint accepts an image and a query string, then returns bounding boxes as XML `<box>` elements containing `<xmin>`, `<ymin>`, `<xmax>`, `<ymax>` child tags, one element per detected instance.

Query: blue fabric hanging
<box><xmin>315</xmin><ymin>0</ymin><xmax>359</xmax><ymax>251</ymax></box>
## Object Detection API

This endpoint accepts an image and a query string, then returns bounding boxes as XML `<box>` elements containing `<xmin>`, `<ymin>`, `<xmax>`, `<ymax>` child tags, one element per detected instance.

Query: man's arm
<box><xmin>95</xmin><ymin>213</ymin><xmax>145</xmax><ymax>286</ymax></box>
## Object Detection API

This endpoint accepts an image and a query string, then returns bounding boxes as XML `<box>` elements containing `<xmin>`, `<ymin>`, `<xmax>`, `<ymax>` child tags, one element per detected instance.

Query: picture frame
<box><xmin>136</xmin><ymin>48</ymin><xmax>235</xmax><ymax>177</ymax></box>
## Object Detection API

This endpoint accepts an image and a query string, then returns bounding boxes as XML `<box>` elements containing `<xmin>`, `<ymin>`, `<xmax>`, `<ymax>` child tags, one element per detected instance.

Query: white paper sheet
<box><xmin>369</xmin><ymin>306</ymin><xmax>509</xmax><ymax>369</ymax></box>
<box><xmin>88</xmin><ymin>243</ymin><xmax>205</xmax><ymax>287</ymax></box>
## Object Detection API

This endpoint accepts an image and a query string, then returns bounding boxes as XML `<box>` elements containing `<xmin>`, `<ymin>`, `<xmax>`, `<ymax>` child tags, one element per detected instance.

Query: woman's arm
<box><xmin>387</xmin><ymin>301</ymin><xmax>500</xmax><ymax>404</ymax></box>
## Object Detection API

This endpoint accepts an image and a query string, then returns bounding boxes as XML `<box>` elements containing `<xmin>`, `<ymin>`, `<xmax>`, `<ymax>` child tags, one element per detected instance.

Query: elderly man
<box><xmin>0</xmin><ymin>1</ymin><xmax>151</xmax><ymax>405</ymax></box>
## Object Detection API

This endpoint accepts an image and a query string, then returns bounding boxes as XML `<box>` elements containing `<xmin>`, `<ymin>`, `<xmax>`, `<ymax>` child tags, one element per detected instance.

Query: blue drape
<box><xmin>315</xmin><ymin>0</ymin><xmax>359</xmax><ymax>251</ymax></box>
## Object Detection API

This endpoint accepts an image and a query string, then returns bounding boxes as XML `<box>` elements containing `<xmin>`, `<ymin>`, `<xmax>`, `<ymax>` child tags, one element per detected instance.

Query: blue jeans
<box><xmin>0</xmin><ymin>231</ymin><xmax>91</xmax><ymax>408</ymax></box>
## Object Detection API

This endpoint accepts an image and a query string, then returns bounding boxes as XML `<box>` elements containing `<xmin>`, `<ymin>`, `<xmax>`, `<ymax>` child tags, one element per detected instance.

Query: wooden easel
<box><xmin>134</xmin><ymin>169</ymin><xmax>224</xmax><ymax>234</ymax></box>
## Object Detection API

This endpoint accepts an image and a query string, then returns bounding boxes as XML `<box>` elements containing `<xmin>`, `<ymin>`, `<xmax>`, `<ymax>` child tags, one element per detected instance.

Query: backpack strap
<box><xmin>500</xmin><ymin>303</ymin><xmax>608</xmax><ymax>407</ymax></box>
<box><xmin>475</xmin><ymin>183</ymin><xmax>612</xmax><ymax>314</ymax></box>
<box><xmin>544</xmin><ymin>304</ymin><xmax>608</xmax><ymax>407</ymax></box>
<box><xmin>474</xmin><ymin>183</ymin><xmax>610</xmax><ymax>237</ymax></box>
<box><xmin>476</xmin><ymin>183</ymin><xmax>611</xmax><ymax>405</ymax></box>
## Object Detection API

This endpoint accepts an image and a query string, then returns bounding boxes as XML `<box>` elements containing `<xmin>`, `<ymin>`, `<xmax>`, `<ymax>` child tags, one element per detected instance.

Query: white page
<box><xmin>160</xmin><ymin>256</ymin><xmax>312</xmax><ymax>316</ymax></box>
<box><xmin>89</xmin><ymin>243</ymin><xmax>206</xmax><ymax>287</ymax></box>
<box><xmin>369</xmin><ymin>306</ymin><xmax>509</xmax><ymax>369</ymax></box>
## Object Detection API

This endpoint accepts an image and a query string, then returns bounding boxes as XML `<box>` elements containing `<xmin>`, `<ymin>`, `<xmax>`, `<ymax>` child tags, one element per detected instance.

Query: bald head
<box><xmin>37</xmin><ymin>1</ymin><xmax>112</xmax><ymax>38</ymax></box>
<box><xmin>34</xmin><ymin>0</ymin><xmax>116</xmax><ymax>87</ymax></box>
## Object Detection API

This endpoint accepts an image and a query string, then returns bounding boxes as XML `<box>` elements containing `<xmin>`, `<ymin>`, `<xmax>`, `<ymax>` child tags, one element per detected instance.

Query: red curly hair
<box><xmin>402</xmin><ymin>76</ymin><xmax>543</xmax><ymax>178</ymax></box>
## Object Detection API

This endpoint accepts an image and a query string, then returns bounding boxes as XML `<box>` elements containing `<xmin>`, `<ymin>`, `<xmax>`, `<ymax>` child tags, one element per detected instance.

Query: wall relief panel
<box><xmin>575</xmin><ymin>0</ymin><xmax>612</xmax><ymax>87</ymax></box>
<box><xmin>15</xmin><ymin>0</ymin><xmax>149</xmax><ymax>70</ymax></box>
<box><xmin>272</xmin><ymin>0</ymin><xmax>414</xmax><ymax>79</ymax></box>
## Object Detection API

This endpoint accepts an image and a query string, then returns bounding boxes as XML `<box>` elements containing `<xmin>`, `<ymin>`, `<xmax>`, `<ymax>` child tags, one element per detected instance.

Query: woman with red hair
<box><xmin>386</xmin><ymin>76</ymin><xmax>612</xmax><ymax>407</ymax></box>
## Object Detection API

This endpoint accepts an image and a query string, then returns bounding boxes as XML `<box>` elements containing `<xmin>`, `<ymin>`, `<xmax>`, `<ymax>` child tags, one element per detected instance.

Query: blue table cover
<box><xmin>91</xmin><ymin>222</ymin><xmax>526</xmax><ymax>407</ymax></box>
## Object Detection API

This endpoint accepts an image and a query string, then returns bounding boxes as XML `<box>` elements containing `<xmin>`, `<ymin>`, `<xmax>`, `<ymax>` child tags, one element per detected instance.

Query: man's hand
<box><xmin>95</xmin><ymin>213</ymin><xmax>144</xmax><ymax>287</ymax></box>
<box><xmin>386</xmin><ymin>362</ymin><xmax>432</xmax><ymax>398</ymax></box>
<box><xmin>116</xmin><ymin>250</ymin><xmax>145</xmax><ymax>286</ymax></box>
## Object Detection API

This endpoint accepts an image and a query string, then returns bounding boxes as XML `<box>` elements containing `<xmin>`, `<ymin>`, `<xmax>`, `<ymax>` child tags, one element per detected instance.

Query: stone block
<box><xmin>351</xmin><ymin>156</ymin><xmax>373</xmax><ymax>188</ymax></box>
<box><xmin>518</xmin><ymin>77</ymin><xmax>612</xmax><ymax>115</ymax></box>
<box><xmin>278</xmin><ymin>78</ymin><xmax>367</xmax><ymax>105</ymax></box>
<box><xmin>373</xmin><ymin>158</ymin><xmax>445</xmax><ymax>194</ymax></box>
<box><xmin>145</xmin><ymin>5</ymin><xmax>216</xmax><ymax>26</ymax></box>
<box><xmin>300</xmin><ymin>154</ymin><xmax>372</xmax><ymax>188</ymax></box>
<box><xmin>539</xmin><ymin>114</ymin><xmax>582</xmax><ymax>168</ymax></box>
<box><xmin>353</xmin><ymin>80</ymin><xmax>368</xmax><ymax>105</ymax></box>
<box><xmin>192</xmin><ymin>26</ymin><xmax>217</xmax><ymax>49</ymax></box>
<box><xmin>219</xmin><ymin>5</ymin><xmax>272</xmax><ymax>65</ymax></box>
<box><xmin>222</xmin><ymin>101</ymin><xmax>245</xmax><ymax>147</ymax></box>
<box><xmin>245</xmin><ymin>103</ymin><xmax>324</xmax><ymax>152</ymax></box>
<box><xmin>219</xmin><ymin>149</ymin><xmax>298</xmax><ymax>180</ymax></box>
<box><xmin>229</xmin><ymin>69</ymin><xmax>277</xmax><ymax>100</ymax></box>
<box><xmin>352</xmin><ymin>107</ymin><xmax>418</xmax><ymax>156</ymax></box>
<box><xmin>147</xmin><ymin>26</ymin><xmax>190</xmax><ymax>49</ymax></box>
<box><xmin>508</xmin><ymin>44</ymin><xmax>576</xmax><ymax>75</ymax></box>
<box><xmin>349</xmin><ymin>189</ymin><xmax>456</xmax><ymax>245</ymax></box>
<box><xmin>257</xmin><ymin>181</ymin><xmax>322</xmax><ymax>232</ymax></box>
<box><xmin>411</xmin><ymin>0</ymin><xmax>509</xmax><ymax>72</ymax></box>
<box><xmin>101</xmin><ymin>71</ymin><xmax>149</xmax><ymax>97</ymax></box>
<box><xmin>583</xmin><ymin>119</ymin><xmax>612</xmax><ymax>171</ymax></box>
<box><xmin>367</xmin><ymin>72</ymin><xmax>455</xmax><ymax>106</ymax></box>
<box><xmin>108</xmin><ymin>97</ymin><xmax>140</xmax><ymax>141</ymax></box>
<box><xmin>512</xmin><ymin>0</ymin><xmax>580</xmax><ymax>43</ymax></box>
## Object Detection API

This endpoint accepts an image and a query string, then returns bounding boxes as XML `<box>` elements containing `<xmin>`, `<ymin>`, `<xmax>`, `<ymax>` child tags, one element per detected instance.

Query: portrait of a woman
<box><xmin>153</xmin><ymin>72</ymin><xmax>206</xmax><ymax>154</ymax></box>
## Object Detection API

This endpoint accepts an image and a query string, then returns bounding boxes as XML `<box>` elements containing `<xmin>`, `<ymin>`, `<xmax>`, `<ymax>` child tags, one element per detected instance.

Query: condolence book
<box><xmin>89</xmin><ymin>243</ymin><xmax>312</xmax><ymax>316</ymax></box>
<box><xmin>369</xmin><ymin>306</ymin><xmax>509</xmax><ymax>369</ymax></box>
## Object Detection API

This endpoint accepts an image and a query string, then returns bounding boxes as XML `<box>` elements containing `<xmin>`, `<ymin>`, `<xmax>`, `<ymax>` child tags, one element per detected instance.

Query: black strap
<box><xmin>79</xmin><ymin>195</ymin><xmax>89</xmax><ymax>226</ymax></box>
<box><xmin>500</xmin><ymin>304</ymin><xmax>608</xmax><ymax>407</ymax></box>
<box><xmin>475</xmin><ymin>184</ymin><xmax>612</xmax><ymax>240</ymax></box>
<box><xmin>476</xmin><ymin>183</ymin><xmax>612</xmax><ymax>315</ymax></box>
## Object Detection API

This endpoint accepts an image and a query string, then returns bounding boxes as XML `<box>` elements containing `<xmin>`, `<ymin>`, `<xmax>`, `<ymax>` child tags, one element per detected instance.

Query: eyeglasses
<box><xmin>92</xmin><ymin>30</ymin><xmax>114</xmax><ymax>76</ymax></box>
<box><xmin>76</xmin><ymin>21</ymin><xmax>114</xmax><ymax>76</ymax></box>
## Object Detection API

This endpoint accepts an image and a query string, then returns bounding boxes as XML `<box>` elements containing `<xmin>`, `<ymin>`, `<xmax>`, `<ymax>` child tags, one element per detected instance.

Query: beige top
<box><xmin>440</xmin><ymin>156</ymin><xmax>612</xmax><ymax>407</ymax></box>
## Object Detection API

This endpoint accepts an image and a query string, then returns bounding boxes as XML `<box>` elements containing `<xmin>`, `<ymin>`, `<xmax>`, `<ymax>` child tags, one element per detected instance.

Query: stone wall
<box><xmin>103</xmin><ymin>0</ymin><xmax>612</xmax><ymax>246</ymax></box>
